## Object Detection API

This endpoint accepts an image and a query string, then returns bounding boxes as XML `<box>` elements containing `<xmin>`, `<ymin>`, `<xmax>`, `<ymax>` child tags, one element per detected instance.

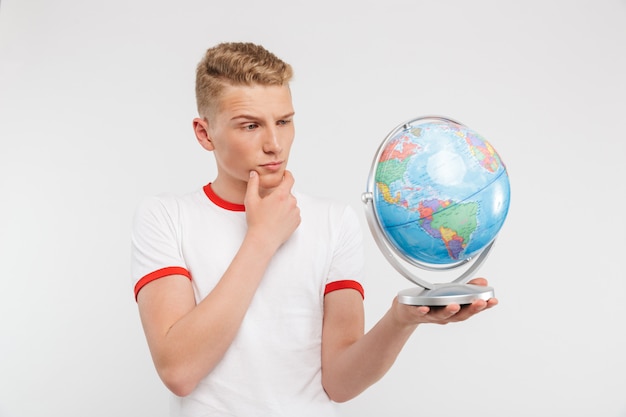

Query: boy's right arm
<box><xmin>136</xmin><ymin>171</ymin><xmax>300</xmax><ymax>397</ymax></box>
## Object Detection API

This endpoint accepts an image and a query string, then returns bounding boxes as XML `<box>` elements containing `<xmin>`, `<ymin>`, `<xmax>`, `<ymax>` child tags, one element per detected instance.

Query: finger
<box><xmin>444</xmin><ymin>303</ymin><xmax>462</xmax><ymax>318</ymax></box>
<box><xmin>425</xmin><ymin>304</ymin><xmax>460</xmax><ymax>323</ymax></box>
<box><xmin>281</xmin><ymin>169</ymin><xmax>295</xmax><ymax>188</ymax></box>
<box><xmin>467</xmin><ymin>277</ymin><xmax>488</xmax><ymax>287</ymax></box>
<box><xmin>452</xmin><ymin>299</ymin><xmax>488</xmax><ymax>321</ymax></box>
<box><xmin>244</xmin><ymin>170</ymin><xmax>260</xmax><ymax>205</ymax></box>
<box><xmin>486</xmin><ymin>298</ymin><xmax>498</xmax><ymax>308</ymax></box>
<box><xmin>415</xmin><ymin>306</ymin><xmax>430</xmax><ymax>316</ymax></box>
<box><xmin>468</xmin><ymin>299</ymin><xmax>488</xmax><ymax>313</ymax></box>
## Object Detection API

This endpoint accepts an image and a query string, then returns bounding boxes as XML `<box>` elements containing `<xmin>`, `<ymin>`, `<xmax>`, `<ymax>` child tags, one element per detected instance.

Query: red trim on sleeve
<box><xmin>203</xmin><ymin>183</ymin><xmax>245</xmax><ymax>212</ymax></box>
<box><xmin>324</xmin><ymin>280</ymin><xmax>364</xmax><ymax>299</ymax></box>
<box><xmin>134</xmin><ymin>266</ymin><xmax>192</xmax><ymax>301</ymax></box>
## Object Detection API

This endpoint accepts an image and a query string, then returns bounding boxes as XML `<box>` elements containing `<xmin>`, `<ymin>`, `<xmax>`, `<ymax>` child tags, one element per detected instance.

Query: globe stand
<box><xmin>397</xmin><ymin>283</ymin><xmax>494</xmax><ymax>306</ymax></box>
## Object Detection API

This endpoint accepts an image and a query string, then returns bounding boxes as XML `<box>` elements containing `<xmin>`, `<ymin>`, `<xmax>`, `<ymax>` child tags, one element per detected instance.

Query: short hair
<box><xmin>195</xmin><ymin>42</ymin><xmax>294</xmax><ymax>118</ymax></box>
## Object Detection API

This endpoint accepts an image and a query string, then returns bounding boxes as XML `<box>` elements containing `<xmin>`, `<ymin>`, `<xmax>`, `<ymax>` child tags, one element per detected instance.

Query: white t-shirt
<box><xmin>131</xmin><ymin>183</ymin><xmax>365</xmax><ymax>417</ymax></box>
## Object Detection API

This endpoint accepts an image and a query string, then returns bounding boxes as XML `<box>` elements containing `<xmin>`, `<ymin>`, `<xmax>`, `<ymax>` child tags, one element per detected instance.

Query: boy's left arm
<box><xmin>320</xmin><ymin>278</ymin><xmax>497</xmax><ymax>402</ymax></box>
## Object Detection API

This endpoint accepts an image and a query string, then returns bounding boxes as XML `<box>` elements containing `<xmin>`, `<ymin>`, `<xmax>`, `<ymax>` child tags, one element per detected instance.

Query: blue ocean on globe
<box><xmin>373</xmin><ymin>119</ymin><xmax>510</xmax><ymax>265</ymax></box>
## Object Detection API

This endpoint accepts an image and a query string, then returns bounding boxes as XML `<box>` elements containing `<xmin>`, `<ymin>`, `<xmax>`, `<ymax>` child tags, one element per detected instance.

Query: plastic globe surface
<box><xmin>371</xmin><ymin>117</ymin><xmax>510</xmax><ymax>266</ymax></box>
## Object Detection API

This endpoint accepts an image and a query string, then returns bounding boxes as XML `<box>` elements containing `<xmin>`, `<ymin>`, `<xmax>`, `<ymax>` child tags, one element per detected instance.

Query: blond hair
<box><xmin>195</xmin><ymin>42</ymin><xmax>294</xmax><ymax>118</ymax></box>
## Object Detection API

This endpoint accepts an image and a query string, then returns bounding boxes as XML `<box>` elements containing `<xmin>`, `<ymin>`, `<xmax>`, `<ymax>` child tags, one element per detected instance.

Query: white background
<box><xmin>1</xmin><ymin>1</ymin><xmax>625</xmax><ymax>416</ymax></box>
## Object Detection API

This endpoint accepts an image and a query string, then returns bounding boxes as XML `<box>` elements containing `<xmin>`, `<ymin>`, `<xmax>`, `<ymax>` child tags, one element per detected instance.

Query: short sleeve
<box><xmin>325</xmin><ymin>204</ymin><xmax>365</xmax><ymax>296</ymax></box>
<box><xmin>130</xmin><ymin>195</ymin><xmax>190</xmax><ymax>299</ymax></box>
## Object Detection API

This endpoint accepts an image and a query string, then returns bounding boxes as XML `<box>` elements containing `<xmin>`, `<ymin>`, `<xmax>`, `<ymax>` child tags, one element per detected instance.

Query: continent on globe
<box><xmin>417</xmin><ymin>199</ymin><xmax>478</xmax><ymax>261</ymax></box>
<box><xmin>456</xmin><ymin>127</ymin><xmax>502</xmax><ymax>173</ymax></box>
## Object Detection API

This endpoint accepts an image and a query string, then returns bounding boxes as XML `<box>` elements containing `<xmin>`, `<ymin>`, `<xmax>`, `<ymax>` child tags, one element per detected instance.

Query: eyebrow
<box><xmin>230</xmin><ymin>112</ymin><xmax>295</xmax><ymax>122</ymax></box>
<box><xmin>230</xmin><ymin>114</ymin><xmax>257</xmax><ymax>121</ymax></box>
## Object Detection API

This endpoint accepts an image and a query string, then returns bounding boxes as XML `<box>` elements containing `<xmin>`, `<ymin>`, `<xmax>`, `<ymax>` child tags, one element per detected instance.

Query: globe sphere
<box><xmin>371</xmin><ymin>117</ymin><xmax>510</xmax><ymax>266</ymax></box>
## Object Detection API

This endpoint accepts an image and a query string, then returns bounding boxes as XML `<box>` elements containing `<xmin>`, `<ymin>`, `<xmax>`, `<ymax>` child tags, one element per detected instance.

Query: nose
<box><xmin>262</xmin><ymin>127</ymin><xmax>282</xmax><ymax>154</ymax></box>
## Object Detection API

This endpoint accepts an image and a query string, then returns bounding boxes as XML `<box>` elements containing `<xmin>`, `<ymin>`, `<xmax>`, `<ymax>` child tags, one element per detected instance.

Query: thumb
<box><xmin>279</xmin><ymin>170</ymin><xmax>295</xmax><ymax>192</ymax></box>
<box><xmin>244</xmin><ymin>170</ymin><xmax>260</xmax><ymax>207</ymax></box>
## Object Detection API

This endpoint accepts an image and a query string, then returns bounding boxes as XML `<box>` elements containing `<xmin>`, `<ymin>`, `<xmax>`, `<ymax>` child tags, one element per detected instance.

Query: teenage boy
<box><xmin>131</xmin><ymin>42</ymin><xmax>497</xmax><ymax>417</ymax></box>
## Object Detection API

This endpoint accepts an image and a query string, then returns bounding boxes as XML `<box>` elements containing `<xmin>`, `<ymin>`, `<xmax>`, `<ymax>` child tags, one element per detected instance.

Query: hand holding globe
<box><xmin>362</xmin><ymin>116</ymin><xmax>510</xmax><ymax>306</ymax></box>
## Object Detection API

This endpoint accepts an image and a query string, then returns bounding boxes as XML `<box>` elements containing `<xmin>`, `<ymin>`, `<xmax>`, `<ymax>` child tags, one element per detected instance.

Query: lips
<box><xmin>260</xmin><ymin>161</ymin><xmax>283</xmax><ymax>171</ymax></box>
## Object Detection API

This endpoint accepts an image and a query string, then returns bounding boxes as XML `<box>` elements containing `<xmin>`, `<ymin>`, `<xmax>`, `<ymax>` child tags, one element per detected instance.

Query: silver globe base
<box><xmin>397</xmin><ymin>283</ymin><xmax>494</xmax><ymax>306</ymax></box>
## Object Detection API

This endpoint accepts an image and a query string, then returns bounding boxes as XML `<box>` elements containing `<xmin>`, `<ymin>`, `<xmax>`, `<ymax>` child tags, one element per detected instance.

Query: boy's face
<box><xmin>196</xmin><ymin>83</ymin><xmax>295</xmax><ymax>199</ymax></box>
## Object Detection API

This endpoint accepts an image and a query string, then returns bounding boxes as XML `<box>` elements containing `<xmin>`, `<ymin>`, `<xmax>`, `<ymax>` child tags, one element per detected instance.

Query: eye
<box><xmin>244</xmin><ymin>123</ymin><xmax>258</xmax><ymax>131</ymax></box>
<box><xmin>277</xmin><ymin>119</ymin><xmax>292</xmax><ymax>126</ymax></box>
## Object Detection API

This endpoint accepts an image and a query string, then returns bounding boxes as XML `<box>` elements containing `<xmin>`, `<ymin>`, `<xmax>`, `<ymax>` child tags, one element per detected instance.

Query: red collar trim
<box><xmin>203</xmin><ymin>183</ymin><xmax>245</xmax><ymax>212</ymax></box>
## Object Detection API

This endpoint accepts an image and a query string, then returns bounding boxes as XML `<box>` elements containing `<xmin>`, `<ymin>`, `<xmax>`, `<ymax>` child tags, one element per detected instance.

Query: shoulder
<box><xmin>133</xmin><ymin>188</ymin><xmax>205</xmax><ymax>225</ymax></box>
<box><xmin>135</xmin><ymin>187</ymin><xmax>206</xmax><ymax>212</ymax></box>
<box><xmin>295</xmin><ymin>191</ymin><xmax>358</xmax><ymax>219</ymax></box>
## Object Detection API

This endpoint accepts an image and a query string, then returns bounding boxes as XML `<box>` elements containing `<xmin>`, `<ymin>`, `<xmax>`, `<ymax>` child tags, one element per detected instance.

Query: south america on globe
<box><xmin>372</xmin><ymin>118</ymin><xmax>510</xmax><ymax>266</ymax></box>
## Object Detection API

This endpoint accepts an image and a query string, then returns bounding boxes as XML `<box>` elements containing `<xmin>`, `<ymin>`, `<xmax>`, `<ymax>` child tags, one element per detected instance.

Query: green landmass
<box><xmin>375</xmin><ymin>158</ymin><xmax>410</xmax><ymax>185</ymax></box>
<box><xmin>430</xmin><ymin>202</ymin><xmax>478</xmax><ymax>242</ymax></box>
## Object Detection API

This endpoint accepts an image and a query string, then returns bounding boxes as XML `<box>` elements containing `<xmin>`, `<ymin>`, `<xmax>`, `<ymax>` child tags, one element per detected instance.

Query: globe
<box><xmin>364</xmin><ymin>116</ymin><xmax>511</xmax><ymax>274</ymax></box>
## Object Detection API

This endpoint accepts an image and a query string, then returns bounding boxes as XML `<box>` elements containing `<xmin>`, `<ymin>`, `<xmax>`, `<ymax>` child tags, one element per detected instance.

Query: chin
<box><xmin>258</xmin><ymin>171</ymin><xmax>285</xmax><ymax>190</ymax></box>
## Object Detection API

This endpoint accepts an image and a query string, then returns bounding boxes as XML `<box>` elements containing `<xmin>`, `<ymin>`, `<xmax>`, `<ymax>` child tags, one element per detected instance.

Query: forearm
<box><xmin>322</xmin><ymin>285</ymin><xmax>496</xmax><ymax>402</ymax></box>
<box><xmin>322</xmin><ymin>306</ymin><xmax>418</xmax><ymax>402</ymax></box>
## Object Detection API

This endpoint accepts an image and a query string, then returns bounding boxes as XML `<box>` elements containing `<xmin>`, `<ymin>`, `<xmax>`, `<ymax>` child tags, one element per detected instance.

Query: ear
<box><xmin>193</xmin><ymin>117</ymin><xmax>215</xmax><ymax>151</ymax></box>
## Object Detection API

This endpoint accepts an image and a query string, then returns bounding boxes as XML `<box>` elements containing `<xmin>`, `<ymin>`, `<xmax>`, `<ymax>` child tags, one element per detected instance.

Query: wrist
<box><xmin>243</xmin><ymin>230</ymin><xmax>281</xmax><ymax>258</ymax></box>
<box><xmin>388</xmin><ymin>301</ymin><xmax>420</xmax><ymax>332</ymax></box>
